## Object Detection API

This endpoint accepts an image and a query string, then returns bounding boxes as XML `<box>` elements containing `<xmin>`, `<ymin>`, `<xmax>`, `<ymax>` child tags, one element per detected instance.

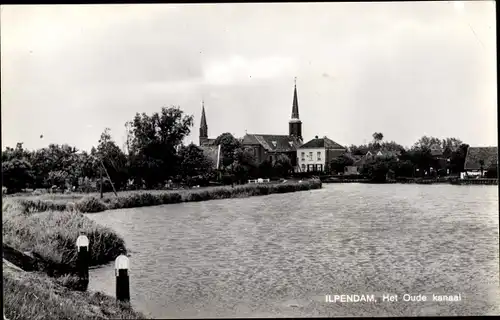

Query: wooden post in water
<box><xmin>115</xmin><ymin>255</ymin><xmax>130</xmax><ymax>303</ymax></box>
<box><xmin>76</xmin><ymin>235</ymin><xmax>89</xmax><ymax>291</ymax></box>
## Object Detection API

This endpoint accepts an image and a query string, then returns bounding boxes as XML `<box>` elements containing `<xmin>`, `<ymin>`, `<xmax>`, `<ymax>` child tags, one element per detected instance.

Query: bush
<box><xmin>19</xmin><ymin>199</ymin><xmax>68</xmax><ymax>214</ymax></box>
<box><xmin>2</xmin><ymin>205</ymin><xmax>126</xmax><ymax>269</ymax></box>
<box><xmin>75</xmin><ymin>197</ymin><xmax>108</xmax><ymax>213</ymax></box>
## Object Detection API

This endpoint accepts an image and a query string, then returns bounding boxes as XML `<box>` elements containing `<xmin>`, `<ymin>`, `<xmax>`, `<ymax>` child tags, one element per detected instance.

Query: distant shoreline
<box><xmin>321</xmin><ymin>177</ymin><xmax>498</xmax><ymax>185</ymax></box>
<box><xmin>12</xmin><ymin>179</ymin><xmax>324</xmax><ymax>214</ymax></box>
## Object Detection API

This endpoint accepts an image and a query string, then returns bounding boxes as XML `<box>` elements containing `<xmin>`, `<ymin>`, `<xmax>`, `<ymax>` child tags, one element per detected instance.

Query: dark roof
<box><xmin>329</xmin><ymin>149</ymin><xmax>347</xmax><ymax>159</ymax></box>
<box><xmin>200</xmin><ymin>145</ymin><xmax>219</xmax><ymax>169</ymax></box>
<box><xmin>299</xmin><ymin>137</ymin><xmax>345</xmax><ymax>149</ymax></box>
<box><xmin>345</xmin><ymin>153</ymin><xmax>361</xmax><ymax>161</ymax></box>
<box><xmin>242</xmin><ymin>134</ymin><xmax>301</xmax><ymax>152</ymax></box>
<box><xmin>366</xmin><ymin>150</ymin><xmax>400</xmax><ymax>158</ymax></box>
<box><xmin>464</xmin><ymin>147</ymin><xmax>498</xmax><ymax>170</ymax></box>
<box><xmin>201</xmin><ymin>138</ymin><xmax>217</xmax><ymax>146</ymax></box>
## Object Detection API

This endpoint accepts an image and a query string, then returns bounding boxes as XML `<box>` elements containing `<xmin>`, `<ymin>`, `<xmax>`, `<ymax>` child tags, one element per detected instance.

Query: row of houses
<box><xmin>198</xmin><ymin>80</ymin><xmax>497</xmax><ymax>178</ymax></box>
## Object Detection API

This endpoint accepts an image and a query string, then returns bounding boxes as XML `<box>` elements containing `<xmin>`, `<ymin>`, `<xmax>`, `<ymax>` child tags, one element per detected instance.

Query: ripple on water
<box><xmin>87</xmin><ymin>184</ymin><xmax>499</xmax><ymax>318</ymax></box>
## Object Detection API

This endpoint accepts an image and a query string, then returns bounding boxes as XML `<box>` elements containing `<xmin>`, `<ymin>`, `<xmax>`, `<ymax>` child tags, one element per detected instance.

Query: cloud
<box><xmin>203</xmin><ymin>55</ymin><xmax>297</xmax><ymax>86</ymax></box>
<box><xmin>0</xmin><ymin>2</ymin><xmax>496</xmax><ymax>151</ymax></box>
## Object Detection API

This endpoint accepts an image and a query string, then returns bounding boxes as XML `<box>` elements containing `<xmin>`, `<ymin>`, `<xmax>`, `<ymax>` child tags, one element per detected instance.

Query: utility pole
<box><xmin>100</xmin><ymin>166</ymin><xmax>103</xmax><ymax>199</ymax></box>
<box><xmin>100</xmin><ymin>161</ymin><xmax>118</xmax><ymax>197</ymax></box>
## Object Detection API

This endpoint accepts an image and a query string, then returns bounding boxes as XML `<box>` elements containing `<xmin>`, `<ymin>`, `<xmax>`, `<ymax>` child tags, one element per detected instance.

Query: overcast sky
<box><xmin>1</xmin><ymin>2</ymin><xmax>496</xmax><ymax>152</ymax></box>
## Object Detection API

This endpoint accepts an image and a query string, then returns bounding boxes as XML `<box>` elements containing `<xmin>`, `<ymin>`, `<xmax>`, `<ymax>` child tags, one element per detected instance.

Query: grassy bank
<box><xmin>3</xmin><ymin>260</ymin><xmax>144</xmax><ymax>320</ymax></box>
<box><xmin>17</xmin><ymin>179</ymin><xmax>323</xmax><ymax>213</ymax></box>
<box><xmin>2</xmin><ymin>199</ymin><xmax>126</xmax><ymax>273</ymax></box>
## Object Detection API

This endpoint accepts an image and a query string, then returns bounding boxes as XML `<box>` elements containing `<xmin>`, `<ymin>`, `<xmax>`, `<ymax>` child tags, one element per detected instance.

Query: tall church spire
<box><xmin>291</xmin><ymin>77</ymin><xmax>299</xmax><ymax>119</ymax></box>
<box><xmin>199</xmin><ymin>100</ymin><xmax>208</xmax><ymax>146</ymax></box>
<box><xmin>289</xmin><ymin>77</ymin><xmax>303</xmax><ymax>141</ymax></box>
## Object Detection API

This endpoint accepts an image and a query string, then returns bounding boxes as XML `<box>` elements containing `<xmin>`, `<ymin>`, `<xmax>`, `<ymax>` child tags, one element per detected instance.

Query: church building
<box><xmin>199</xmin><ymin>101</ymin><xmax>217</xmax><ymax>147</ymax></box>
<box><xmin>198</xmin><ymin>79</ymin><xmax>305</xmax><ymax>171</ymax></box>
<box><xmin>240</xmin><ymin>79</ymin><xmax>304</xmax><ymax>170</ymax></box>
<box><xmin>198</xmin><ymin>101</ymin><xmax>220</xmax><ymax>169</ymax></box>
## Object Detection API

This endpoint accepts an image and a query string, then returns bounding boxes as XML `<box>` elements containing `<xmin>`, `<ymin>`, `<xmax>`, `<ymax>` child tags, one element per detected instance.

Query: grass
<box><xmin>3</xmin><ymin>260</ymin><xmax>145</xmax><ymax>320</ymax></box>
<box><xmin>14</xmin><ymin>179</ymin><xmax>323</xmax><ymax>213</ymax></box>
<box><xmin>2</xmin><ymin>198</ymin><xmax>126</xmax><ymax>271</ymax></box>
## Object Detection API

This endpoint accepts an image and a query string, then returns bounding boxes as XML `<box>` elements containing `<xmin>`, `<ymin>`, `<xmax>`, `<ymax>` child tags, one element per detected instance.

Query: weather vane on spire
<box><xmin>294</xmin><ymin>76</ymin><xmax>297</xmax><ymax>86</ymax></box>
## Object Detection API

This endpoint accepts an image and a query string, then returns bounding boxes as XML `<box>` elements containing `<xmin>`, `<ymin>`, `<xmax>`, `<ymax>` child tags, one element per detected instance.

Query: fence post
<box><xmin>115</xmin><ymin>255</ymin><xmax>130</xmax><ymax>303</ymax></box>
<box><xmin>76</xmin><ymin>235</ymin><xmax>89</xmax><ymax>291</ymax></box>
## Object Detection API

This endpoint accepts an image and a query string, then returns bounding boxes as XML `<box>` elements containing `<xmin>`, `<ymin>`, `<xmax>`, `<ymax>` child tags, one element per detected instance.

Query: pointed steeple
<box><xmin>199</xmin><ymin>100</ymin><xmax>208</xmax><ymax>146</ymax></box>
<box><xmin>200</xmin><ymin>100</ymin><xmax>208</xmax><ymax>130</ymax></box>
<box><xmin>288</xmin><ymin>77</ymin><xmax>303</xmax><ymax>142</ymax></box>
<box><xmin>291</xmin><ymin>77</ymin><xmax>299</xmax><ymax>119</ymax></box>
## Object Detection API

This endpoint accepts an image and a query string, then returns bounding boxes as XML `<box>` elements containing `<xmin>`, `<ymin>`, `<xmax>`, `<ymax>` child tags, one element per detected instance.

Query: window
<box><xmin>301</xmin><ymin>164</ymin><xmax>306</xmax><ymax>171</ymax></box>
<box><xmin>301</xmin><ymin>152</ymin><xmax>305</xmax><ymax>161</ymax></box>
<box><xmin>309</xmin><ymin>152</ymin><xmax>313</xmax><ymax>160</ymax></box>
<box><xmin>317</xmin><ymin>151</ymin><xmax>321</xmax><ymax>161</ymax></box>
<box><xmin>318</xmin><ymin>164</ymin><xmax>323</xmax><ymax>172</ymax></box>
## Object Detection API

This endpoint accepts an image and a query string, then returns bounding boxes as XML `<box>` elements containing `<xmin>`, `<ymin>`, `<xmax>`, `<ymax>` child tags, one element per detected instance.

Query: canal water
<box><xmin>86</xmin><ymin>184</ymin><xmax>499</xmax><ymax>318</ymax></box>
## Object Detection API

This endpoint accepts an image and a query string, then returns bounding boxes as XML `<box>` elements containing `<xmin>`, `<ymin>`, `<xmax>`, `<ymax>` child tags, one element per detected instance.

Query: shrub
<box><xmin>19</xmin><ymin>199</ymin><xmax>68</xmax><ymax>214</ymax></box>
<box><xmin>2</xmin><ymin>206</ymin><xmax>126</xmax><ymax>269</ymax></box>
<box><xmin>75</xmin><ymin>197</ymin><xmax>108</xmax><ymax>213</ymax></box>
<box><xmin>161</xmin><ymin>192</ymin><xmax>182</xmax><ymax>204</ymax></box>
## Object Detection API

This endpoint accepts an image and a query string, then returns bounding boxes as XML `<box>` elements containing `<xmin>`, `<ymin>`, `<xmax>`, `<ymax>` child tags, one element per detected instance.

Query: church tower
<box><xmin>289</xmin><ymin>78</ymin><xmax>303</xmax><ymax>142</ymax></box>
<box><xmin>199</xmin><ymin>101</ymin><xmax>208</xmax><ymax>146</ymax></box>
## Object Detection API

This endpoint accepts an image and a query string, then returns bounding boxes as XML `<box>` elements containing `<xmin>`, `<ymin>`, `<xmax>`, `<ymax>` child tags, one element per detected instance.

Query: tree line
<box><xmin>2</xmin><ymin>107</ymin><xmax>495</xmax><ymax>194</ymax></box>
<box><xmin>1</xmin><ymin>106</ymin><xmax>294</xmax><ymax>194</ymax></box>
<box><xmin>330</xmin><ymin>132</ymin><xmax>496</xmax><ymax>182</ymax></box>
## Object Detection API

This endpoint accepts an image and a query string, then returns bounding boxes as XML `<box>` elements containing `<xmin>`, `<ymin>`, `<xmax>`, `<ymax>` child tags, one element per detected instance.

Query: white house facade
<box><xmin>297</xmin><ymin>136</ymin><xmax>346</xmax><ymax>172</ymax></box>
<box><xmin>298</xmin><ymin>147</ymin><xmax>326</xmax><ymax>172</ymax></box>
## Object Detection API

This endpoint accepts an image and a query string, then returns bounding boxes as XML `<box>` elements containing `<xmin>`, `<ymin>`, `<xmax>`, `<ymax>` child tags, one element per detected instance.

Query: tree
<box><xmin>348</xmin><ymin>144</ymin><xmax>369</xmax><ymax>156</ymax></box>
<box><xmin>231</xmin><ymin>147</ymin><xmax>257</xmax><ymax>182</ymax></box>
<box><xmin>2</xmin><ymin>158</ymin><xmax>33</xmax><ymax>193</ymax></box>
<box><xmin>400</xmin><ymin>147</ymin><xmax>434</xmax><ymax>176</ymax></box>
<box><xmin>214</xmin><ymin>133</ymin><xmax>242</xmax><ymax>169</ymax></box>
<box><xmin>25</xmin><ymin>143</ymin><xmax>82</xmax><ymax>189</ymax></box>
<box><xmin>449</xmin><ymin>143</ymin><xmax>469</xmax><ymax>174</ymax></box>
<box><xmin>127</xmin><ymin>106</ymin><xmax>194</xmax><ymax>188</ymax></box>
<box><xmin>479</xmin><ymin>159</ymin><xmax>485</xmax><ymax>177</ymax></box>
<box><xmin>96</xmin><ymin>128</ymin><xmax>128</xmax><ymax>190</ymax></box>
<box><xmin>46</xmin><ymin>170</ymin><xmax>69</xmax><ymax>190</ymax></box>
<box><xmin>178</xmin><ymin>143</ymin><xmax>214</xmax><ymax>179</ymax></box>
<box><xmin>372</xmin><ymin>132</ymin><xmax>384</xmax><ymax>143</ymax></box>
<box><xmin>257</xmin><ymin>159</ymin><xmax>274</xmax><ymax>178</ymax></box>
<box><xmin>441</xmin><ymin>137</ymin><xmax>463</xmax><ymax>152</ymax></box>
<box><xmin>394</xmin><ymin>160</ymin><xmax>414</xmax><ymax>178</ymax></box>
<box><xmin>414</xmin><ymin>135</ymin><xmax>442</xmax><ymax>150</ymax></box>
<box><xmin>329</xmin><ymin>154</ymin><xmax>354</xmax><ymax>174</ymax></box>
<box><xmin>272</xmin><ymin>154</ymin><xmax>293</xmax><ymax>177</ymax></box>
<box><xmin>360</xmin><ymin>159</ymin><xmax>389</xmax><ymax>182</ymax></box>
<box><xmin>379</xmin><ymin>141</ymin><xmax>405</xmax><ymax>153</ymax></box>
<box><xmin>372</xmin><ymin>132</ymin><xmax>384</xmax><ymax>150</ymax></box>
